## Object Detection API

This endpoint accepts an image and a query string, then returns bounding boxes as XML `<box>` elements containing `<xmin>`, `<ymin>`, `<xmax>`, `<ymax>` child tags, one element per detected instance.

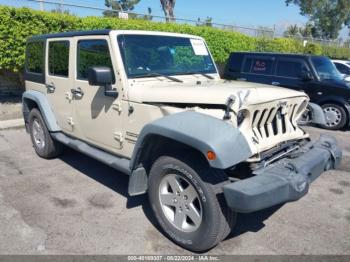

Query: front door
<box><xmin>71</xmin><ymin>36</ymin><xmax>124</xmax><ymax>154</ymax></box>
<box><xmin>272</xmin><ymin>58</ymin><xmax>309</xmax><ymax>92</ymax></box>
<box><xmin>45</xmin><ymin>38</ymin><xmax>74</xmax><ymax>134</ymax></box>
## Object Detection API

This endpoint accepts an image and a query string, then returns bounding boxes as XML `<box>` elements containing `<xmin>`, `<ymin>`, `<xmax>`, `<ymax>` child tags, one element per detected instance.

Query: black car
<box><xmin>224</xmin><ymin>52</ymin><xmax>350</xmax><ymax>130</ymax></box>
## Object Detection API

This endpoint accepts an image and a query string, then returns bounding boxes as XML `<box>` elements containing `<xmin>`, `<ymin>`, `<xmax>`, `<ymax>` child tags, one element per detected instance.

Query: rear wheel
<box><xmin>321</xmin><ymin>103</ymin><xmax>347</xmax><ymax>130</ymax></box>
<box><xmin>28</xmin><ymin>108</ymin><xmax>63</xmax><ymax>159</ymax></box>
<box><xmin>148</xmin><ymin>153</ymin><xmax>236</xmax><ymax>252</ymax></box>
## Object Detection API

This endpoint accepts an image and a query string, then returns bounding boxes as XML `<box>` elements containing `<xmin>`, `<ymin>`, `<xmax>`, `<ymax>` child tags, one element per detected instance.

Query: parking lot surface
<box><xmin>0</xmin><ymin>126</ymin><xmax>349</xmax><ymax>255</ymax></box>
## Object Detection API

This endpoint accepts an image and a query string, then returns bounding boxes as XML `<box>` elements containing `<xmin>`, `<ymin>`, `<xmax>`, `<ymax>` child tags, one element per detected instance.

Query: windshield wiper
<box><xmin>180</xmin><ymin>72</ymin><xmax>215</xmax><ymax>79</ymax></box>
<box><xmin>133</xmin><ymin>72</ymin><xmax>183</xmax><ymax>83</ymax></box>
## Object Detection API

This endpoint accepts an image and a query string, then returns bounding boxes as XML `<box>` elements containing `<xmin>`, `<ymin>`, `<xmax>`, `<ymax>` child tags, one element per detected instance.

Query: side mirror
<box><xmin>87</xmin><ymin>67</ymin><xmax>118</xmax><ymax>98</ymax></box>
<box><xmin>300</xmin><ymin>70</ymin><xmax>313</xmax><ymax>81</ymax></box>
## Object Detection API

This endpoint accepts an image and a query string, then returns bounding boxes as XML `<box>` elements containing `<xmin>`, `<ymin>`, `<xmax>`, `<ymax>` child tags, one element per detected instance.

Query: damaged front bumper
<box><xmin>223</xmin><ymin>135</ymin><xmax>342</xmax><ymax>213</ymax></box>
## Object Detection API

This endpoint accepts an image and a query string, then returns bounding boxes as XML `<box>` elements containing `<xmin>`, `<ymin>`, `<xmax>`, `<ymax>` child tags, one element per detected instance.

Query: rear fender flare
<box><xmin>22</xmin><ymin>90</ymin><xmax>60</xmax><ymax>132</ymax></box>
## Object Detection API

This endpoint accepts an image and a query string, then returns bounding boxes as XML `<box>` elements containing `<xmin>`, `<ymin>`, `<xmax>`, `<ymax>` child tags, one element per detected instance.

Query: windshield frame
<box><xmin>115</xmin><ymin>33</ymin><xmax>218</xmax><ymax>79</ymax></box>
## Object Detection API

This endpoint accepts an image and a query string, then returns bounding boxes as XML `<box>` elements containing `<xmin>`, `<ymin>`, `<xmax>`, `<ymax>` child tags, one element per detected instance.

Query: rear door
<box><xmin>45</xmin><ymin>38</ymin><xmax>74</xmax><ymax>134</ymax></box>
<box><xmin>240</xmin><ymin>55</ymin><xmax>275</xmax><ymax>85</ymax></box>
<box><xmin>272</xmin><ymin>57</ymin><xmax>309</xmax><ymax>92</ymax></box>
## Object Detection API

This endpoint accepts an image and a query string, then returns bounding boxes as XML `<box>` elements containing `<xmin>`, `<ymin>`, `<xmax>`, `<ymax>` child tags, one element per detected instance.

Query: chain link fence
<box><xmin>12</xmin><ymin>0</ymin><xmax>350</xmax><ymax>47</ymax></box>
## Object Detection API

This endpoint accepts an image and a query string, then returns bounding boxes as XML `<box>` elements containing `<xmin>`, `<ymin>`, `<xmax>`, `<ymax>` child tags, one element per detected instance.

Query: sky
<box><xmin>1</xmin><ymin>0</ymin><xmax>349</xmax><ymax>38</ymax></box>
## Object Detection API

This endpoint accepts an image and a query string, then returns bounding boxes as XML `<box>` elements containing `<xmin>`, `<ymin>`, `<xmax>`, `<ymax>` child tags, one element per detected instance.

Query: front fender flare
<box><xmin>129</xmin><ymin>111</ymin><xmax>253</xmax><ymax>170</ymax></box>
<box><xmin>22</xmin><ymin>90</ymin><xmax>60</xmax><ymax>132</ymax></box>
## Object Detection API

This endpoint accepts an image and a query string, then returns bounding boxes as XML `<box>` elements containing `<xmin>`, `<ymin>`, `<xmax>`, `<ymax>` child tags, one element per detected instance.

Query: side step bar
<box><xmin>51</xmin><ymin>132</ymin><xmax>131</xmax><ymax>175</ymax></box>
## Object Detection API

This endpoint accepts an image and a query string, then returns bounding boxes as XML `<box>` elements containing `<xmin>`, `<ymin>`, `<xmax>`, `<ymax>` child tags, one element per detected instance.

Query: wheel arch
<box><xmin>129</xmin><ymin>111</ymin><xmax>253</xmax><ymax>171</ymax></box>
<box><xmin>22</xmin><ymin>90</ymin><xmax>60</xmax><ymax>132</ymax></box>
<box><xmin>317</xmin><ymin>96</ymin><xmax>350</xmax><ymax>125</ymax></box>
<box><xmin>127</xmin><ymin>111</ymin><xmax>253</xmax><ymax>196</ymax></box>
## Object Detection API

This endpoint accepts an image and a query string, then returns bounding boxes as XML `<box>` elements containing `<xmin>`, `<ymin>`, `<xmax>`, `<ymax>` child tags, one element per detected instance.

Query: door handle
<box><xmin>237</xmin><ymin>78</ymin><xmax>247</xmax><ymax>81</ymax></box>
<box><xmin>271</xmin><ymin>81</ymin><xmax>280</xmax><ymax>86</ymax></box>
<box><xmin>71</xmin><ymin>87</ymin><xmax>84</xmax><ymax>98</ymax></box>
<box><xmin>46</xmin><ymin>83</ymin><xmax>55</xmax><ymax>93</ymax></box>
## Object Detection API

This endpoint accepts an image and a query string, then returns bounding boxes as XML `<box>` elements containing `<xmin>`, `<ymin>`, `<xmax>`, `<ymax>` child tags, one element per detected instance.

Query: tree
<box><xmin>103</xmin><ymin>0</ymin><xmax>140</xmax><ymax>17</ymax></box>
<box><xmin>285</xmin><ymin>0</ymin><xmax>350</xmax><ymax>39</ymax></box>
<box><xmin>284</xmin><ymin>24</ymin><xmax>300</xmax><ymax>37</ymax></box>
<box><xmin>299</xmin><ymin>23</ymin><xmax>313</xmax><ymax>37</ymax></box>
<box><xmin>160</xmin><ymin>0</ymin><xmax>176</xmax><ymax>22</ymax></box>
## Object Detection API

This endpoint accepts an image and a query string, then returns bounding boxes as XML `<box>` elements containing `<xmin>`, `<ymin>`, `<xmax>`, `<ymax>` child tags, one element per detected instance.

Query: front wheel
<box><xmin>321</xmin><ymin>104</ymin><xmax>347</xmax><ymax>130</ymax></box>
<box><xmin>148</xmin><ymin>154</ymin><xmax>236</xmax><ymax>252</ymax></box>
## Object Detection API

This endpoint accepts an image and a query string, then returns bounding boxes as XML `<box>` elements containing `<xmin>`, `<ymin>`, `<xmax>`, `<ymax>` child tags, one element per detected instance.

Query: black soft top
<box><xmin>27</xmin><ymin>29</ymin><xmax>112</xmax><ymax>41</ymax></box>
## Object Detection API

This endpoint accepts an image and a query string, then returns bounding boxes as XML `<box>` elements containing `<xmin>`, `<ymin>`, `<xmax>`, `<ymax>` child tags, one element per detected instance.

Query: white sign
<box><xmin>190</xmin><ymin>39</ymin><xmax>208</xmax><ymax>56</ymax></box>
<box><xmin>118</xmin><ymin>12</ymin><xmax>129</xmax><ymax>20</ymax></box>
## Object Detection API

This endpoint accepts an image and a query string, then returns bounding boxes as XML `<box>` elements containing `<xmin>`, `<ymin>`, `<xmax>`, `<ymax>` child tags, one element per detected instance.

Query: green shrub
<box><xmin>322</xmin><ymin>45</ymin><xmax>350</xmax><ymax>59</ymax></box>
<box><xmin>304</xmin><ymin>43</ymin><xmax>323</xmax><ymax>55</ymax></box>
<box><xmin>1</xmin><ymin>5</ymin><xmax>350</xmax><ymax>76</ymax></box>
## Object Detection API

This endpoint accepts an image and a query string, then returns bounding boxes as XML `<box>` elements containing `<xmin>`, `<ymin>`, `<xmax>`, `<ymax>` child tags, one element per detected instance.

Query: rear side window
<box><xmin>276</xmin><ymin>60</ymin><xmax>304</xmax><ymax>78</ymax></box>
<box><xmin>243</xmin><ymin>58</ymin><xmax>253</xmax><ymax>73</ymax></box>
<box><xmin>251</xmin><ymin>58</ymin><xmax>274</xmax><ymax>75</ymax></box>
<box><xmin>49</xmin><ymin>41</ymin><xmax>69</xmax><ymax>77</ymax></box>
<box><xmin>227</xmin><ymin>53</ymin><xmax>244</xmax><ymax>73</ymax></box>
<box><xmin>26</xmin><ymin>41</ymin><xmax>44</xmax><ymax>74</ymax></box>
<box><xmin>77</xmin><ymin>39</ymin><xmax>114</xmax><ymax>82</ymax></box>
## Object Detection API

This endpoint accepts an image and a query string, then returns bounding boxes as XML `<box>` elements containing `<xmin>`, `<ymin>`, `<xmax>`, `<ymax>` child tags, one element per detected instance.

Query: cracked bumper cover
<box><xmin>223</xmin><ymin>135</ymin><xmax>342</xmax><ymax>213</ymax></box>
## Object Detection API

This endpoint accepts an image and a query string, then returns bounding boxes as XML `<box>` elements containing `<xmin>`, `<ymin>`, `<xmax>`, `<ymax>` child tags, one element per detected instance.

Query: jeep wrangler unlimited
<box><xmin>23</xmin><ymin>30</ymin><xmax>342</xmax><ymax>252</ymax></box>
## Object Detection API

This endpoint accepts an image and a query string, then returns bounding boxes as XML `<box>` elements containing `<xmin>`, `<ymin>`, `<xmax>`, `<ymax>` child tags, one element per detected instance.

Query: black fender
<box><xmin>314</xmin><ymin>95</ymin><xmax>350</xmax><ymax>122</ymax></box>
<box><xmin>308</xmin><ymin>103</ymin><xmax>326</xmax><ymax>125</ymax></box>
<box><xmin>22</xmin><ymin>90</ymin><xmax>61</xmax><ymax>132</ymax></box>
<box><xmin>129</xmin><ymin>111</ymin><xmax>253</xmax><ymax>171</ymax></box>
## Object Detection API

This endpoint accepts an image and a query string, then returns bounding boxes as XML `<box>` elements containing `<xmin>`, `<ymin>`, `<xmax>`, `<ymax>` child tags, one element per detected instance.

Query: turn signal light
<box><xmin>207</xmin><ymin>151</ymin><xmax>216</xmax><ymax>160</ymax></box>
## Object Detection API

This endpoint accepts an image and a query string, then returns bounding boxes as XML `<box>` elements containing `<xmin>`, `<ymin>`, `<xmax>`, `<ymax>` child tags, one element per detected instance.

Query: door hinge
<box><xmin>112</xmin><ymin>101</ymin><xmax>122</xmax><ymax>113</ymax></box>
<box><xmin>67</xmin><ymin>117</ymin><xmax>74</xmax><ymax>126</ymax></box>
<box><xmin>113</xmin><ymin>132</ymin><xmax>124</xmax><ymax>142</ymax></box>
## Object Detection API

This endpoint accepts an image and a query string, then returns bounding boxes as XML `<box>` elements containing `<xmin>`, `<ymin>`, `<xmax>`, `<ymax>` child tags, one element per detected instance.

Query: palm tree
<box><xmin>160</xmin><ymin>0</ymin><xmax>176</xmax><ymax>22</ymax></box>
<box><xmin>284</xmin><ymin>24</ymin><xmax>300</xmax><ymax>37</ymax></box>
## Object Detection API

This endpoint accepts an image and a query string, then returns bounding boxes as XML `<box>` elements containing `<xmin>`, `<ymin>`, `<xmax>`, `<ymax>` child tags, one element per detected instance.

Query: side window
<box><xmin>49</xmin><ymin>41</ymin><xmax>69</xmax><ymax>77</ymax></box>
<box><xmin>242</xmin><ymin>58</ymin><xmax>253</xmax><ymax>73</ymax></box>
<box><xmin>26</xmin><ymin>41</ymin><xmax>44</xmax><ymax>74</ymax></box>
<box><xmin>251</xmin><ymin>58</ymin><xmax>274</xmax><ymax>75</ymax></box>
<box><xmin>227</xmin><ymin>53</ymin><xmax>244</xmax><ymax>73</ymax></box>
<box><xmin>276</xmin><ymin>60</ymin><xmax>304</xmax><ymax>78</ymax></box>
<box><xmin>77</xmin><ymin>39</ymin><xmax>115</xmax><ymax>82</ymax></box>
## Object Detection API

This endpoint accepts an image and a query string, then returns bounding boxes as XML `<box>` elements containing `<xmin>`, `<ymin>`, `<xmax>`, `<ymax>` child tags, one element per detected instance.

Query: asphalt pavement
<box><xmin>0</xmin><ymin>126</ymin><xmax>349</xmax><ymax>255</ymax></box>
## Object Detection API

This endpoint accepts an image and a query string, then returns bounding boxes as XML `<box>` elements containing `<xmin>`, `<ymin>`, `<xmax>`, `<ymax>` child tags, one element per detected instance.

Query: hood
<box><xmin>127</xmin><ymin>79</ymin><xmax>307</xmax><ymax>106</ymax></box>
<box><xmin>323</xmin><ymin>78</ymin><xmax>350</xmax><ymax>88</ymax></box>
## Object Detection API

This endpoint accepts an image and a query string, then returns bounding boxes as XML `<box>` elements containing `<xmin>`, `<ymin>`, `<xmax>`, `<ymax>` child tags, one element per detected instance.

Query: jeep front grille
<box><xmin>251</xmin><ymin>104</ymin><xmax>299</xmax><ymax>141</ymax></box>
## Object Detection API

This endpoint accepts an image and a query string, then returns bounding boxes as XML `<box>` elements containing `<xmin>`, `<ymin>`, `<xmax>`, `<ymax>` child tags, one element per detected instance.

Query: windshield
<box><xmin>312</xmin><ymin>56</ymin><xmax>343</xmax><ymax>81</ymax></box>
<box><xmin>117</xmin><ymin>34</ymin><xmax>217</xmax><ymax>78</ymax></box>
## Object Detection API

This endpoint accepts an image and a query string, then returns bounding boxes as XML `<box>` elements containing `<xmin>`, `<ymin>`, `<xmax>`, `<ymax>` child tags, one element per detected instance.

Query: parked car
<box><xmin>224</xmin><ymin>52</ymin><xmax>350</xmax><ymax>130</ymax></box>
<box><xmin>332</xmin><ymin>59</ymin><xmax>350</xmax><ymax>82</ymax></box>
<box><xmin>23</xmin><ymin>30</ymin><xmax>341</xmax><ymax>251</ymax></box>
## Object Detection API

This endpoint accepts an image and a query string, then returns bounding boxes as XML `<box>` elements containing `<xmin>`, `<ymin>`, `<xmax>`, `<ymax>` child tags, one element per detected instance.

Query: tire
<box><xmin>321</xmin><ymin>103</ymin><xmax>347</xmax><ymax>130</ymax></box>
<box><xmin>28</xmin><ymin>108</ymin><xmax>63</xmax><ymax>159</ymax></box>
<box><xmin>148</xmin><ymin>153</ymin><xmax>236</xmax><ymax>252</ymax></box>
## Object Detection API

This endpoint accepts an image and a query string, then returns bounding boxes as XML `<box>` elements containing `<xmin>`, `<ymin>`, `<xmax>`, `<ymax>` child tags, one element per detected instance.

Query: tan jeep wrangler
<box><xmin>22</xmin><ymin>30</ymin><xmax>342</xmax><ymax>252</ymax></box>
